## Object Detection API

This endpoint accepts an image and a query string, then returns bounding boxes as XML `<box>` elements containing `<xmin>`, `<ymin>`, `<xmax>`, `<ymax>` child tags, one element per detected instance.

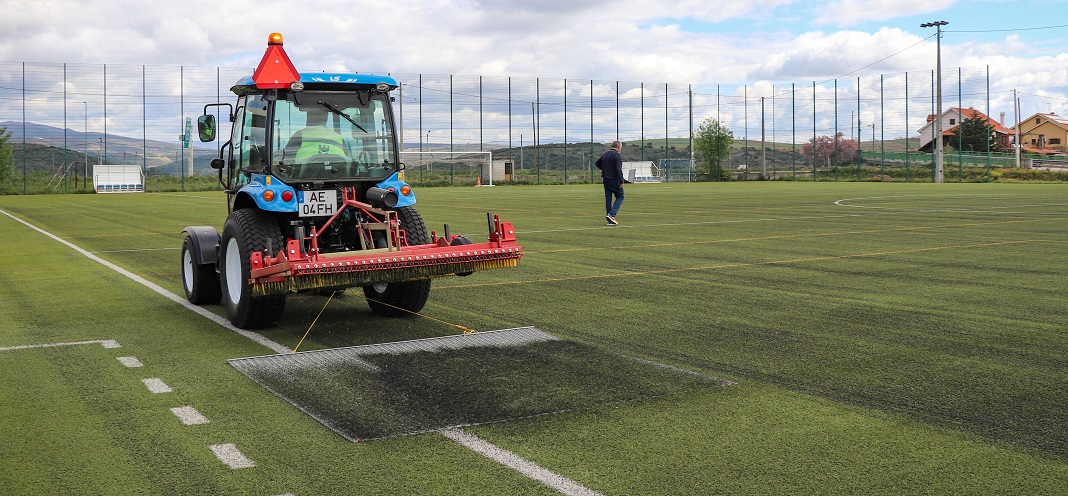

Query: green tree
<box><xmin>693</xmin><ymin>118</ymin><xmax>733</xmax><ymax>180</ymax></box>
<box><xmin>0</xmin><ymin>127</ymin><xmax>12</xmax><ymax>182</ymax></box>
<box><xmin>949</xmin><ymin>114</ymin><xmax>1002</xmax><ymax>153</ymax></box>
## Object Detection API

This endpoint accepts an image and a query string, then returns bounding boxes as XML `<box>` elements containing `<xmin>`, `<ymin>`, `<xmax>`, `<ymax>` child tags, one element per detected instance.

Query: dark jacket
<box><xmin>595</xmin><ymin>148</ymin><xmax>623</xmax><ymax>183</ymax></box>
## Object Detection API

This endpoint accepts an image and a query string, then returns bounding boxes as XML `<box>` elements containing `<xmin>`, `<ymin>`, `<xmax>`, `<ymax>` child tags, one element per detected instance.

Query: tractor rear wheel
<box><xmin>219</xmin><ymin>209</ymin><xmax>286</xmax><ymax>329</ymax></box>
<box><xmin>181</xmin><ymin>236</ymin><xmax>221</xmax><ymax>304</ymax></box>
<box><xmin>363</xmin><ymin>207</ymin><xmax>431</xmax><ymax>317</ymax></box>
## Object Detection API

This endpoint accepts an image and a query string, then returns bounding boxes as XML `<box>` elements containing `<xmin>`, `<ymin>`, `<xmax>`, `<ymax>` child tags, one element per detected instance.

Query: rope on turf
<box><xmin>292</xmin><ymin>289</ymin><xmax>478</xmax><ymax>352</ymax></box>
<box><xmin>293</xmin><ymin>290</ymin><xmax>339</xmax><ymax>352</ymax></box>
<box><xmin>362</xmin><ymin>296</ymin><xmax>478</xmax><ymax>334</ymax></box>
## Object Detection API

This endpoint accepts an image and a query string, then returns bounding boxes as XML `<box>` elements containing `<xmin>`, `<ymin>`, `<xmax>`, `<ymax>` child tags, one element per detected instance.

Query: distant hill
<box><xmin>1</xmin><ymin>121</ymin><xmax>218</xmax><ymax>175</ymax></box>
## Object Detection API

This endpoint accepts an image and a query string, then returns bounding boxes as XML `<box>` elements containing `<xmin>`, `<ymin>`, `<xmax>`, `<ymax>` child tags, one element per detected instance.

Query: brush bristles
<box><xmin>252</xmin><ymin>258</ymin><xmax>518</xmax><ymax>296</ymax></box>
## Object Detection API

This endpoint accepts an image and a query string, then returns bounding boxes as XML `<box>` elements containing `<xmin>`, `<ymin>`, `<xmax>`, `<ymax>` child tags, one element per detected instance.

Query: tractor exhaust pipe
<box><xmin>365</xmin><ymin>187</ymin><xmax>398</xmax><ymax>209</ymax></box>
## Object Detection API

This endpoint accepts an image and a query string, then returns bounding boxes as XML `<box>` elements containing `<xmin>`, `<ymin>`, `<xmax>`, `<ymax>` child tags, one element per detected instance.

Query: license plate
<box><xmin>298</xmin><ymin>190</ymin><xmax>337</xmax><ymax>217</ymax></box>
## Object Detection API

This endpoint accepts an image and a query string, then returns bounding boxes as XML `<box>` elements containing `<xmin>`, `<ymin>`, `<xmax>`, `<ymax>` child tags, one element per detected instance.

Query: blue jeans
<box><xmin>603</xmin><ymin>178</ymin><xmax>624</xmax><ymax>217</ymax></box>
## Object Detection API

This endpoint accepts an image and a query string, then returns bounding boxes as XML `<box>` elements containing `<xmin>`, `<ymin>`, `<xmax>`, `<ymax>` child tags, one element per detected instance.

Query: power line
<box><xmin>832</xmin><ymin>33</ymin><xmax>936</xmax><ymax>80</ymax></box>
<box><xmin>947</xmin><ymin>23</ymin><xmax>1068</xmax><ymax>33</ymax></box>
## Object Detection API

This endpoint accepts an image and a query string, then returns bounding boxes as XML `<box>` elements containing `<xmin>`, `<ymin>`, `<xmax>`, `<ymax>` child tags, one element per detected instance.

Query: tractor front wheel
<box><xmin>181</xmin><ymin>236</ymin><xmax>221</xmax><ymax>304</ymax></box>
<box><xmin>219</xmin><ymin>209</ymin><xmax>286</xmax><ymax>329</ymax></box>
<box><xmin>363</xmin><ymin>206</ymin><xmax>431</xmax><ymax>317</ymax></box>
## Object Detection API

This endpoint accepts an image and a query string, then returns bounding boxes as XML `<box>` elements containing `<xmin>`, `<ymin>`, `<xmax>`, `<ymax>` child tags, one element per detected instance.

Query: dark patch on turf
<box><xmin>229</xmin><ymin>327</ymin><xmax>730</xmax><ymax>440</ymax></box>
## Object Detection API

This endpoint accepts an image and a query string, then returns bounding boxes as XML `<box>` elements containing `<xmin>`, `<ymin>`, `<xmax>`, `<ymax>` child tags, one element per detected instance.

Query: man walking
<box><xmin>595</xmin><ymin>140</ymin><xmax>624</xmax><ymax>225</ymax></box>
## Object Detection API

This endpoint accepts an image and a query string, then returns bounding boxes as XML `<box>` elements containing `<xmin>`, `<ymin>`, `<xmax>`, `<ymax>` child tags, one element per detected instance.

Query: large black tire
<box><xmin>450</xmin><ymin>235</ymin><xmax>474</xmax><ymax>276</ymax></box>
<box><xmin>363</xmin><ymin>207</ymin><xmax>432</xmax><ymax>317</ymax></box>
<box><xmin>181</xmin><ymin>236</ymin><xmax>221</xmax><ymax>304</ymax></box>
<box><xmin>219</xmin><ymin>209</ymin><xmax>286</xmax><ymax>329</ymax></box>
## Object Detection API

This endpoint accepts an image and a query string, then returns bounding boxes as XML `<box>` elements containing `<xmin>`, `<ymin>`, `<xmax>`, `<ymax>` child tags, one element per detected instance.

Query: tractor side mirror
<box><xmin>197</xmin><ymin>115</ymin><xmax>217</xmax><ymax>142</ymax></box>
<box><xmin>210</xmin><ymin>158</ymin><xmax>225</xmax><ymax>170</ymax></box>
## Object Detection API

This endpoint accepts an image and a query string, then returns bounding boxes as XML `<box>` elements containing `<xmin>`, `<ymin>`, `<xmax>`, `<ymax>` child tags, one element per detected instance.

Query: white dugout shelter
<box><xmin>93</xmin><ymin>165</ymin><xmax>145</xmax><ymax>193</ymax></box>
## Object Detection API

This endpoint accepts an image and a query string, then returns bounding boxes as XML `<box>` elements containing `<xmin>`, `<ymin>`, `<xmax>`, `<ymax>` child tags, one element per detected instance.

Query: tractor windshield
<box><xmin>270</xmin><ymin>90</ymin><xmax>397</xmax><ymax>182</ymax></box>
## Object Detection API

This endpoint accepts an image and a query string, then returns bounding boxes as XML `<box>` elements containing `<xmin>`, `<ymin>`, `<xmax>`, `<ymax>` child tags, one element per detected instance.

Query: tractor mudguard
<box><xmin>182</xmin><ymin>226</ymin><xmax>221</xmax><ymax>266</ymax></box>
<box><xmin>240</xmin><ymin>174</ymin><xmax>299</xmax><ymax>212</ymax></box>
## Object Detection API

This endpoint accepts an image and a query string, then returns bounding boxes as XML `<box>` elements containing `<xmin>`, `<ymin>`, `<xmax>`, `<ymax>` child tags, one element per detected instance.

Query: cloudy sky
<box><xmin>2</xmin><ymin>0</ymin><xmax>1065</xmax><ymax>82</ymax></box>
<box><xmin>2</xmin><ymin>0</ymin><xmax>1067</xmax><ymax>144</ymax></box>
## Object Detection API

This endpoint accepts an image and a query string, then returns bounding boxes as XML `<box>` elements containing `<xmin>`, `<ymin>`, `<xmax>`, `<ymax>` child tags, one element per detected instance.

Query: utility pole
<box><xmin>1014</xmin><ymin>89</ymin><xmax>1021</xmax><ymax>169</ymax></box>
<box><xmin>922</xmin><ymin>20</ymin><xmax>948</xmax><ymax>183</ymax></box>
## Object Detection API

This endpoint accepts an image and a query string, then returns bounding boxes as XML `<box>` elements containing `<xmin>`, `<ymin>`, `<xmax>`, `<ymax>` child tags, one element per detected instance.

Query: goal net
<box><xmin>399</xmin><ymin>151</ymin><xmax>494</xmax><ymax>186</ymax></box>
<box><xmin>659</xmin><ymin>158</ymin><xmax>696</xmax><ymax>183</ymax></box>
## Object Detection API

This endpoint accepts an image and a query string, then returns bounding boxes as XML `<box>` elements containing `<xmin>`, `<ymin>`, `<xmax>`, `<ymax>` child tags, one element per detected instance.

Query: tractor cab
<box><xmin>214</xmin><ymin>76</ymin><xmax>401</xmax><ymax>185</ymax></box>
<box><xmin>197</xmin><ymin>33</ymin><xmax>412</xmax><ymax>213</ymax></box>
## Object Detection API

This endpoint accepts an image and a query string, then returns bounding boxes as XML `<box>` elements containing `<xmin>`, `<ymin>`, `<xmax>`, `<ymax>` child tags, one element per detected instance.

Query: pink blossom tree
<box><xmin>802</xmin><ymin>133</ymin><xmax>859</xmax><ymax>167</ymax></box>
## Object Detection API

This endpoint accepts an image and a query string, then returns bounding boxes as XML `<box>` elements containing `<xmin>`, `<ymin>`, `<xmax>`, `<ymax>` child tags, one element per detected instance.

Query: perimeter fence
<box><xmin>2</xmin><ymin>60</ymin><xmax>1066</xmax><ymax>191</ymax></box>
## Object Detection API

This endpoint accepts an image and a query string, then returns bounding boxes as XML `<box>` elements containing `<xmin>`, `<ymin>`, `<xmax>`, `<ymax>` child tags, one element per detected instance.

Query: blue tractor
<box><xmin>181</xmin><ymin>33</ymin><xmax>521</xmax><ymax>329</ymax></box>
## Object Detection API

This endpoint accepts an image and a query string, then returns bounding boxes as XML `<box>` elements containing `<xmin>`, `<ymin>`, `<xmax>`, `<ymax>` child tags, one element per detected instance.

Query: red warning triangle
<box><xmin>252</xmin><ymin>45</ymin><xmax>300</xmax><ymax>89</ymax></box>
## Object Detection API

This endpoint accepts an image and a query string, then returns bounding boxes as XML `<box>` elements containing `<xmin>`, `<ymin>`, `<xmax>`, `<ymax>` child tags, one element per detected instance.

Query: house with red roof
<box><xmin>1016</xmin><ymin>112</ymin><xmax>1068</xmax><ymax>154</ymax></box>
<box><xmin>916</xmin><ymin>107</ymin><xmax>1014</xmax><ymax>152</ymax></box>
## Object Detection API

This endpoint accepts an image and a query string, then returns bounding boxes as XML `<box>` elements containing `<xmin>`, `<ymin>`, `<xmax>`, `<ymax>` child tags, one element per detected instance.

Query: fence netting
<box><xmin>3</xmin><ymin>61</ymin><xmax>1064</xmax><ymax>186</ymax></box>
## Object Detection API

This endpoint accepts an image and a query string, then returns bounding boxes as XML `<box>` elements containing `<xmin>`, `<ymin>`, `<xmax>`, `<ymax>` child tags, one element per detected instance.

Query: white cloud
<box><xmin>745</xmin><ymin>28</ymin><xmax>931</xmax><ymax>80</ymax></box>
<box><xmin>813</xmin><ymin>0</ymin><xmax>957</xmax><ymax>26</ymax></box>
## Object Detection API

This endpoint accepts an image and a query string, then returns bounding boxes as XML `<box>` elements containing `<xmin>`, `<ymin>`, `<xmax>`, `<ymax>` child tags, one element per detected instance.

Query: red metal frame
<box><xmin>248</xmin><ymin>187</ymin><xmax>521</xmax><ymax>286</ymax></box>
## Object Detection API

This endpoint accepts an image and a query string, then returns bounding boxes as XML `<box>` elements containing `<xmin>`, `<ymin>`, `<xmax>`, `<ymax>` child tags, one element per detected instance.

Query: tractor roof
<box><xmin>230</xmin><ymin>73</ymin><xmax>400</xmax><ymax>96</ymax></box>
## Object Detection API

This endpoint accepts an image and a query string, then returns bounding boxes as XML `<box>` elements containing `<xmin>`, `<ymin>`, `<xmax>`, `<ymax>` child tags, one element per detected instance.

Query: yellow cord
<box><xmin>363</xmin><ymin>296</ymin><xmax>478</xmax><ymax>334</ymax></box>
<box><xmin>292</xmin><ymin>290</ymin><xmax>337</xmax><ymax>352</ymax></box>
<box><xmin>292</xmin><ymin>289</ymin><xmax>478</xmax><ymax>353</ymax></box>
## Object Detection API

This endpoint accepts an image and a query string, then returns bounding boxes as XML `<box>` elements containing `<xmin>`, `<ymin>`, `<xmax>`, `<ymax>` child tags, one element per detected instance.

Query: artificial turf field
<box><xmin>1</xmin><ymin>181</ymin><xmax>1066</xmax><ymax>495</ymax></box>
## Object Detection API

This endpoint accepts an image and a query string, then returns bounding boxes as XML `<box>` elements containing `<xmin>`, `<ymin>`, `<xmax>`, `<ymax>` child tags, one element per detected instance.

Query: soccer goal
<box><xmin>399</xmin><ymin>151</ymin><xmax>494</xmax><ymax>186</ymax></box>
<box><xmin>659</xmin><ymin>158</ymin><xmax>696</xmax><ymax>182</ymax></box>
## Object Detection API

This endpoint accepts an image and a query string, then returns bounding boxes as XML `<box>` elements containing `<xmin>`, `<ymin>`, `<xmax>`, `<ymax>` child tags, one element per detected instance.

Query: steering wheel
<box><xmin>300</xmin><ymin>154</ymin><xmax>351</xmax><ymax>179</ymax></box>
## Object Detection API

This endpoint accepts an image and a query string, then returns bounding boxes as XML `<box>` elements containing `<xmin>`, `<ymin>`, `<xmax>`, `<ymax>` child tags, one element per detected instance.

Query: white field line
<box><xmin>833</xmin><ymin>195</ymin><xmax>1068</xmax><ymax>211</ymax></box>
<box><xmin>116</xmin><ymin>356</ymin><xmax>144</xmax><ymax>368</ymax></box>
<box><xmin>171</xmin><ymin>406</ymin><xmax>210</xmax><ymax>425</ymax></box>
<box><xmin>95</xmin><ymin>247</ymin><xmax>179</xmax><ymax>254</ymax></box>
<box><xmin>441</xmin><ymin>428</ymin><xmax>604</xmax><ymax>496</ymax></box>
<box><xmin>209</xmin><ymin>443</ymin><xmax>256</xmax><ymax>469</ymax></box>
<box><xmin>0</xmin><ymin>209</ymin><xmax>291</xmax><ymax>355</ymax></box>
<box><xmin>0</xmin><ymin>208</ymin><xmax>602</xmax><ymax>494</ymax></box>
<box><xmin>519</xmin><ymin>198</ymin><xmax>1067</xmax><ymax>235</ymax></box>
<box><xmin>517</xmin><ymin>213</ymin><xmax>868</xmax><ymax>234</ymax></box>
<box><xmin>158</xmin><ymin>193</ymin><xmax>219</xmax><ymax>200</ymax></box>
<box><xmin>0</xmin><ymin>339</ymin><xmax>121</xmax><ymax>352</ymax></box>
<box><xmin>142</xmin><ymin>378</ymin><xmax>172</xmax><ymax>394</ymax></box>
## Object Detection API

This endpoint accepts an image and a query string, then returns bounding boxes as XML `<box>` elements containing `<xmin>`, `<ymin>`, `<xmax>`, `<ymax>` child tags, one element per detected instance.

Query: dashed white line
<box><xmin>116</xmin><ymin>356</ymin><xmax>143</xmax><ymax>368</ymax></box>
<box><xmin>209</xmin><ymin>443</ymin><xmax>256</xmax><ymax>469</ymax></box>
<box><xmin>142</xmin><ymin>378</ymin><xmax>172</xmax><ymax>394</ymax></box>
<box><xmin>0</xmin><ymin>339</ymin><xmax>121</xmax><ymax>352</ymax></box>
<box><xmin>171</xmin><ymin>406</ymin><xmax>210</xmax><ymax>425</ymax></box>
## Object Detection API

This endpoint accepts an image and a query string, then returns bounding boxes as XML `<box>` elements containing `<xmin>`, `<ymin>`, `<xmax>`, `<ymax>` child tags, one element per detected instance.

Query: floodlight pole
<box><xmin>83</xmin><ymin>102</ymin><xmax>88</xmax><ymax>189</ymax></box>
<box><xmin>760</xmin><ymin>97</ymin><xmax>766</xmax><ymax>178</ymax></box>
<box><xmin>922</xmin><ymin>20</ymin><xmax>948</xmax><ymax>183</ymax></box>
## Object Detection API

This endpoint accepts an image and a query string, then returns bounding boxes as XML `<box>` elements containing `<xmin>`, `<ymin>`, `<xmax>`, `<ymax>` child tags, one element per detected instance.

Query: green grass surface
<box><xmin>1</xmin><ymin>182</ymin><xmax>1066</xmax><ymax>494</ymax></box>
